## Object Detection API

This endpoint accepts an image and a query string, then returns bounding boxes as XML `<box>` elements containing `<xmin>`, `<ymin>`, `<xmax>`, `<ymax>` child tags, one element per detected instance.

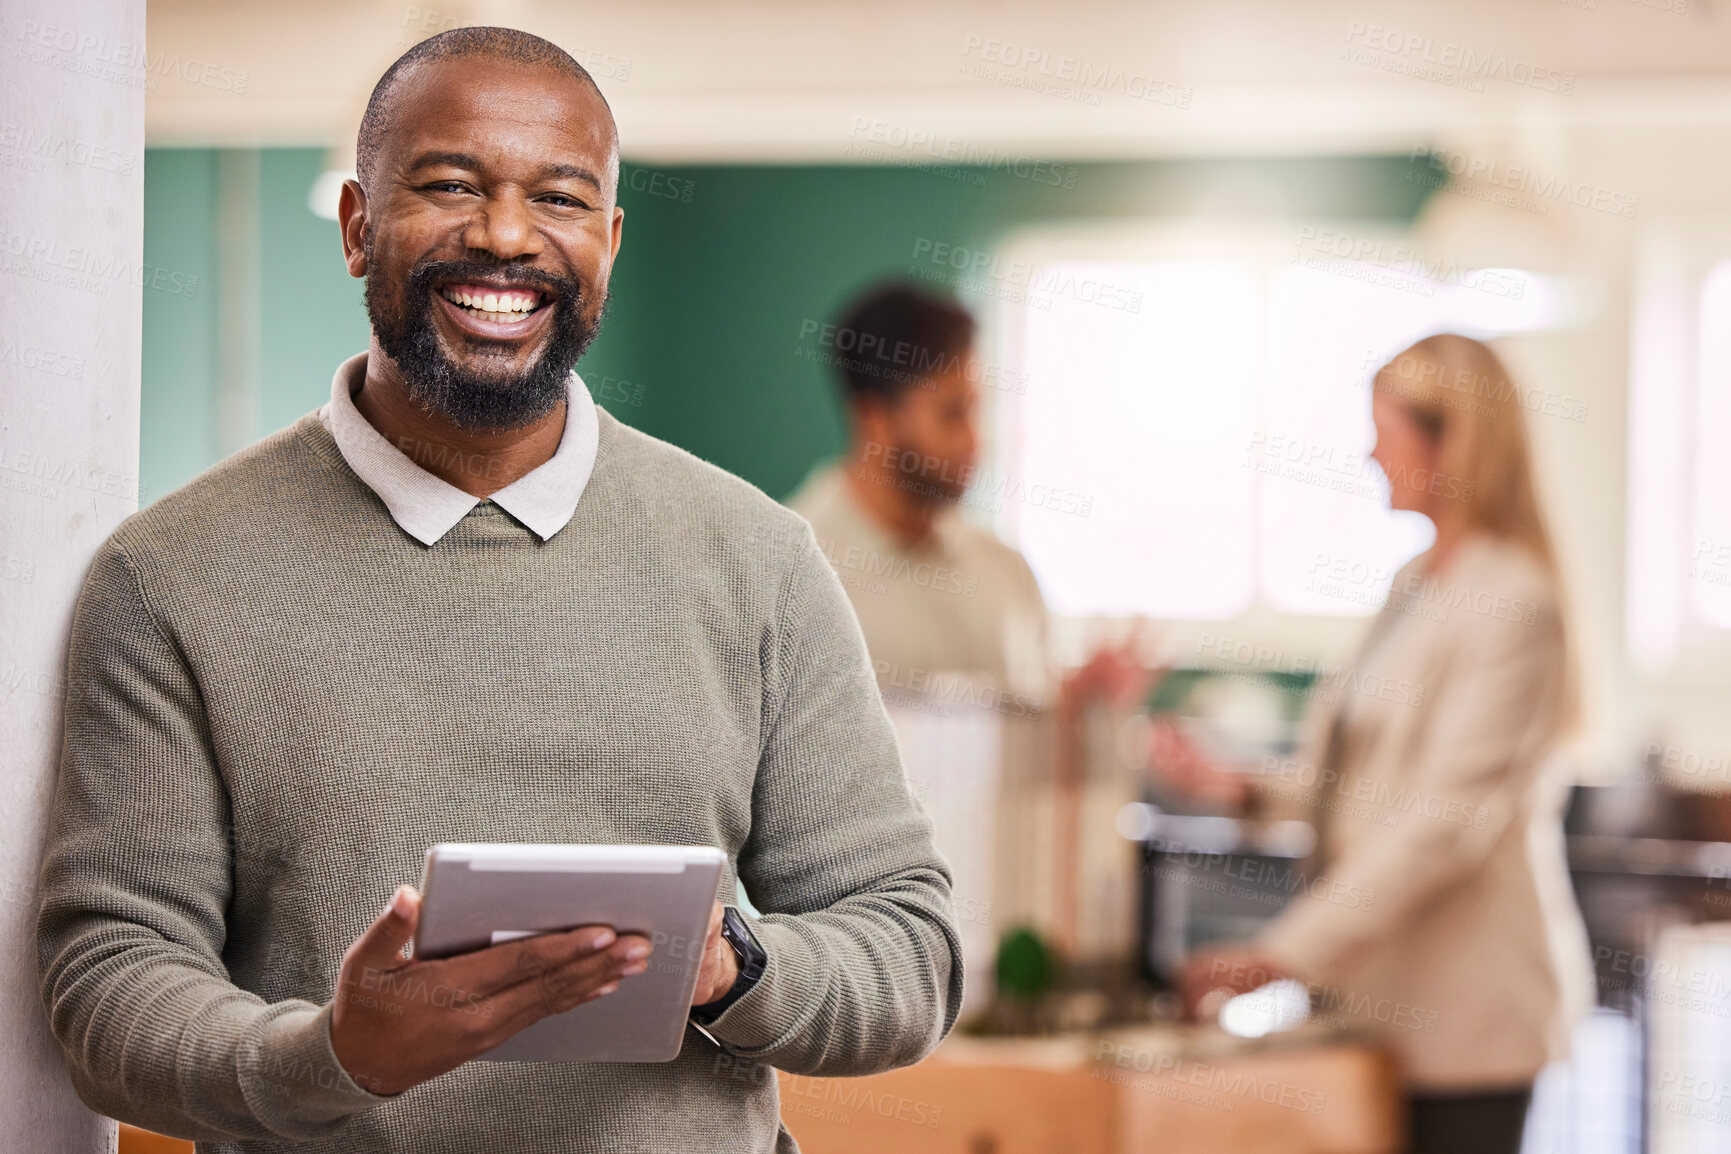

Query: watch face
<box><xmin>722</xmin><ymin>907</ymin><xmax>766</xmax><ymax>972</ymax></box>
<box><xmin>690</xmin><ymin>908</ymin><xmax>767</xmax><ymax>1024</ymax></box>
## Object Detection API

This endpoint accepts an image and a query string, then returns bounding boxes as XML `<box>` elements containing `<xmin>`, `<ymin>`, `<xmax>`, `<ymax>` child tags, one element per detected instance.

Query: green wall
<box><xmin>257</xmin><ymin>149</ymin><xmax>373</xmax><ymax>438</ymax></box>
<box><xmin>140</xmin><ymin>150</ymin><xmax>219</xmax><ymax>503</ymax></box>
<box><xmin>141</xmin><ymin>152</ymin><xmax>1436</xmax><ymax>505</ymax></box>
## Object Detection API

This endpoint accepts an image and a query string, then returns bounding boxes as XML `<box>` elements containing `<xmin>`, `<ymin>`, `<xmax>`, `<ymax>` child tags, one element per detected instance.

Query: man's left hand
<box><xmin>689</xmin><ymin>901</ymin><xmax>740</xmax><ymax>1007</ymax></box>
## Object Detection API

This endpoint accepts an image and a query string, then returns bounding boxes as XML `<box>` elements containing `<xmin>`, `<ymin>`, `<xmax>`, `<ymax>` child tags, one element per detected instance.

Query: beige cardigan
<box><xmin>1257</xmin><ymin>536</ymin><xmax>1594</xmax><ymax>1091</ymax></box>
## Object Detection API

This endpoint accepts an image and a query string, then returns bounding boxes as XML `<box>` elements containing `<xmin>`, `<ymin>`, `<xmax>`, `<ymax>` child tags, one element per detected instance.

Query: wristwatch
<box><xmin>689</xmin><ymin>906</ymin><xmax>767</xmax><ymax>1032</ymax></box>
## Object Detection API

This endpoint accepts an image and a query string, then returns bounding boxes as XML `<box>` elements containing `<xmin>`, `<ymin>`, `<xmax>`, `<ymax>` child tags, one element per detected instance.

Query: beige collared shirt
<box><xmin>317</xmin><ymin>352</ymin><xmax>600</xmax><ymax>546</ymax></box>
<box><xmin>786</xmin><ymin>462</ymin><xmax>1051</xmax><ymax>703</ymax></box>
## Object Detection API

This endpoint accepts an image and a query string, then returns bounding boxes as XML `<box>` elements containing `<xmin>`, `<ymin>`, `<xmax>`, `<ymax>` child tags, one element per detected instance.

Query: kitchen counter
<box><xmin>781</xmin><ymin>1023</ymin><xmax>1402</xmax><ymax>1154</ymax></box>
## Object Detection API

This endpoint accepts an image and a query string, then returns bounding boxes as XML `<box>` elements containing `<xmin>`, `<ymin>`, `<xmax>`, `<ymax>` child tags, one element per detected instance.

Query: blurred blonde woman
<box><xmin>1181</xmin><ymin>335</ymin><xmax>1594</xmax><ymax>1154</ymax></box>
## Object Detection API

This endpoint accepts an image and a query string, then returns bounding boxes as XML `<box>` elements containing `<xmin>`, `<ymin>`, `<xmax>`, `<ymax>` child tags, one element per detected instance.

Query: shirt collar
<box><xmin>318</xmin><ymin>353</ymin><xmax>600</xmax><ymax>546</ymax></box>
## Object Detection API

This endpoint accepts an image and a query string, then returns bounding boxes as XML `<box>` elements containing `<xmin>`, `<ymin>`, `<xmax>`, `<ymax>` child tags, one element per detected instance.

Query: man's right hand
<box><xmin>329</xmin><ymin>886</ymin><xmax>653</xmax><ymax>1095</ymax></box>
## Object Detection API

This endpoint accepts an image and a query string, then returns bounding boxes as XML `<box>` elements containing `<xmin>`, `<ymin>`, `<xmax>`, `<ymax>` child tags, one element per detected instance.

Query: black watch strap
<box><xmin>690</xmin><ymin>906</ymin><xmax>767</xmax><ymax>1028</ymax></box>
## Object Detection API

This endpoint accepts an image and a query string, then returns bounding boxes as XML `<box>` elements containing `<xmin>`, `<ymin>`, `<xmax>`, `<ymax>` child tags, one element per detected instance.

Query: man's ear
<box><xmin>851</xmin><ymin>396</ymin><xmax>896</xmax><ymax>458</ymax></box>
<box><xmin>338</xmin><ymin>179</ymin><xmax>368</xmax><ymax>278</ymax></box>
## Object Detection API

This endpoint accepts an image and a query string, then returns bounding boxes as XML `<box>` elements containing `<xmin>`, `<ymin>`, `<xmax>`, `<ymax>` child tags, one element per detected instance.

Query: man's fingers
<box><xmin>456</xmin><ymin>928</ymin><xmax>651</xmax><ymax>1000</ymax></box>
<box><xmin>705</xmin><ymin>902</ymin><xmax>725</xmax><ymax>944</ymax></box>
<box><xmin>691</xmin><ymin>902</ymin><xmax>732</xmax><ymax>1005</ymax></box>
<box><xmin>343</xmin><ymin>886</ymin><xmax>420</xmax><ymax>973</ymax></box>
<box><xmin>487</xmin><ymin>940</ymin><xmax>650</xmax><ymax>1036</ymax></box>
<box><xmin>426</xmin><ymin>925</ymin><xmax>609</xmax><ymax>997</ymax></box>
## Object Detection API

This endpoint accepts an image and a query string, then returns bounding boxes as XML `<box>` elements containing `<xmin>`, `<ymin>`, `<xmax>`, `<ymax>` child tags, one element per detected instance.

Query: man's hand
<box><xmin>329</xmin><ymin>886</ymin><xmax>653</xmax><ymax>1096</ymax></box>
<box><xmin>1061</xmin><ymin>631</ymin><xmax>1162</xmax><ymax>711</ymax></box>
<box><xmin>1178</xmin><ymin>944</ymin><xmax>1287</xmax><ymax>1023</ymax></box>
<box><xmin>689</xmin><ymin>901</ymin><xmax>739</xmax><ymax>1008</ymax></box>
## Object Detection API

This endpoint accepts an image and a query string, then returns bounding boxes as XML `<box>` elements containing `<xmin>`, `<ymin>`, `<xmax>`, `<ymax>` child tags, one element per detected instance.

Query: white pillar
<box><xmin>0</xmin><ymin>0</ymin><xmax>144</xmax><ymax>1147</ymax></box>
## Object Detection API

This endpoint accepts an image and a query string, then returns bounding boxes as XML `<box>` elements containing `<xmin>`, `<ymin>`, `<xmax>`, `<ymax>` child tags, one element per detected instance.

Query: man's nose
<box><xmin>461</xmin><ymin>193</ymin><xmax>542</xmax><ymax>260</ymax></box>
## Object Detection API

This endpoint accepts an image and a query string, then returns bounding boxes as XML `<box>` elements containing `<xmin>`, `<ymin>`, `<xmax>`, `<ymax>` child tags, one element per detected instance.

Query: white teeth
<box><xmin>441</xmin><ymin>287</ymin><xmax>540</xmax><ymax>318</ymax></box>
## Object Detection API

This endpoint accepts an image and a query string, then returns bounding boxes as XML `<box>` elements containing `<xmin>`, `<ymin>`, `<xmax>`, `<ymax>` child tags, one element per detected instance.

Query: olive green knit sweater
<box><xmin>36</xmin><ymin>407</ymin><xmax>961</xmax><ymax>1153</ymax></box>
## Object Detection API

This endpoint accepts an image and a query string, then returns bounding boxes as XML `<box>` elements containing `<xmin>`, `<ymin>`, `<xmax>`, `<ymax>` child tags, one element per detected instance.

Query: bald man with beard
<box><xmin>37</xmin><ymin>28</ymin><xmax>960</xmax><ymax>1153</ymax></box>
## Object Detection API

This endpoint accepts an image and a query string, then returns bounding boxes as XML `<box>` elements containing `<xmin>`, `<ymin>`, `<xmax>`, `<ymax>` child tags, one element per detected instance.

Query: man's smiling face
<box><xmin>341</xmin><ymin>55</ymin><xmax>622</xmax><ymax>428</ymax></box>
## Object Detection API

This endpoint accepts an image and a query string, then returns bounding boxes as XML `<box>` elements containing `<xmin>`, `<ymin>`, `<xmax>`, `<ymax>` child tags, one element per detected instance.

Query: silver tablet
<box><xmin>414</xmin><ymin>843</ymin><xmax>727</xmax><ymax>1063</ymax></box>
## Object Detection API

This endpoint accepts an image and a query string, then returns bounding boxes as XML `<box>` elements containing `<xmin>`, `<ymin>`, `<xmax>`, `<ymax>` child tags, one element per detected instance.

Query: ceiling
<box><xmin>146</xmin><ymin>0</ymin><xmax>1731</xmax><ymax>161</ymax></box>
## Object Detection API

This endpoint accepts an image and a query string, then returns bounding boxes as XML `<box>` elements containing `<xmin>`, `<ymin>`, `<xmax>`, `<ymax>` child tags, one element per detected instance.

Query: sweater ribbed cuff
<box><xmin>701</xmin><ymin>918</ymin><xmax>826</xmax><ymax>1055</ymax></box>
<box><xmin>239</xmin><ymin>1002</ymin><xmax>392</xmax><ymax>1135</ymax></box>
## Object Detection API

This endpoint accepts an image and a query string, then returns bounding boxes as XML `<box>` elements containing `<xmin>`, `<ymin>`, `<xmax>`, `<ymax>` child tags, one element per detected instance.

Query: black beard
<box><xmin>365</xmin><ymin>254</ymin><xmax>603</xmax><ymax>430</ymax></box>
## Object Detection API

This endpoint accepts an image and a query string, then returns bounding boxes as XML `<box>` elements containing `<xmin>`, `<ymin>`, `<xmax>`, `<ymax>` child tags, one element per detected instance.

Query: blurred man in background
<box><xmin>789</xmin><ymin>283</ymin><xmax>1151</xmax><ymax>713</ymax></box>
<box><xmin>788</xmin><ymin>283</ymin><xmax>1052</xmax><ymax>705</ymax></box>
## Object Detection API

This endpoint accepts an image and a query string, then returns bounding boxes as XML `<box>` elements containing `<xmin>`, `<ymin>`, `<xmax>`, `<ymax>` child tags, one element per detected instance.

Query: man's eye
<box><xmin>427</xmin><ymin>181</ymin><xmax>469</xmax><ymax>194</ymax></box>
<box><xmin>540</xmin><ymin>194</ymin><xmax>581</xmax><ymax>208</ymax></box>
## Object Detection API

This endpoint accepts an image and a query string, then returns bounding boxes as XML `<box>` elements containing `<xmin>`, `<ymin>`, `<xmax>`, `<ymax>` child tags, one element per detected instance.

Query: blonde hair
<box><xmin>1373</xmin><ymin>333</ymin><xmax>1577</xmax><ymax>728</ymax></box>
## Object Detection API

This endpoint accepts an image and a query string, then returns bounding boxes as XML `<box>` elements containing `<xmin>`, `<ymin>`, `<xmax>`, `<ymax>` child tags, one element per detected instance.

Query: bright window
<box><xmin>1691</xmin><ymin>262</ymin><xmax>1731</xmax><ymax>630</ymax></box>
<box><xmin>987</xmin><ymin>225</ymin><xmax>1564</xmax><ymax>621</ymax></box>
<box><xmin>1010</xmin><ymin>261</ymin><xmax>1260</xmax><ymax>618</ymax></box>
<box><xmin>1626</xmin><ymin>235</ymin><xmax>1731</xmax><ymax>672</ymax></box>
